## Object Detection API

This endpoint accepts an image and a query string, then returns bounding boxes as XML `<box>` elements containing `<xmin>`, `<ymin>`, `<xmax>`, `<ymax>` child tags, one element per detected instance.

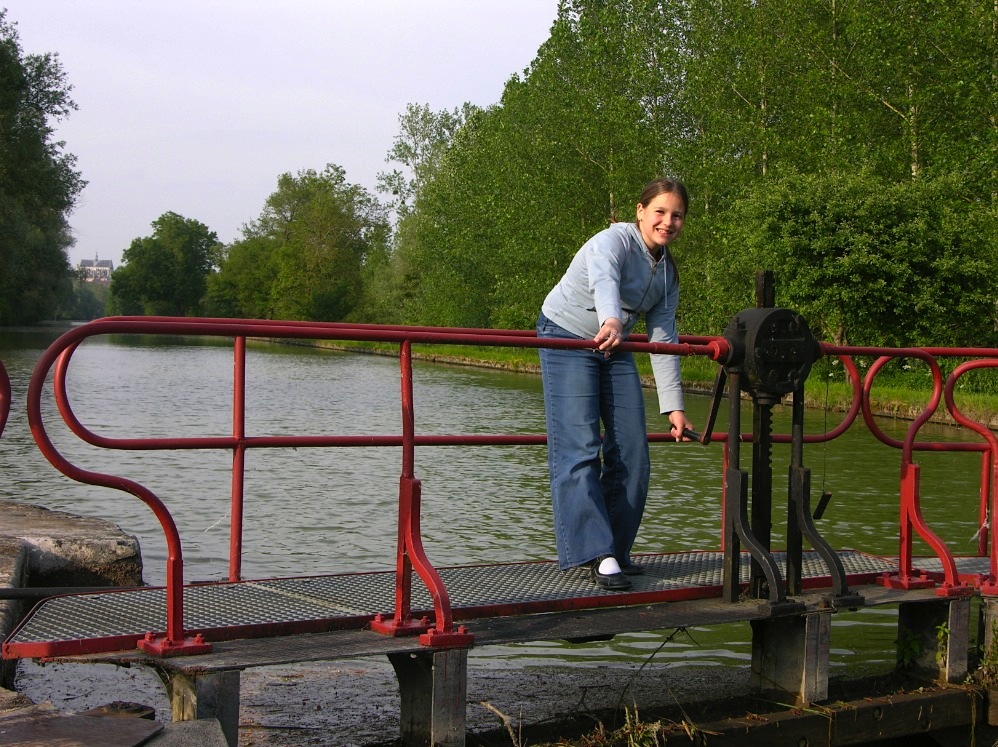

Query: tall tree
<box><xmin>0</xmin><ymin>11</ymin><xmax>85</xmax><ymax>325</ymax></box>
<box><xmin>723</xmin><ymin>171</ymin><xmax>998</xmax><ymax>347</ymax></box>
<box><xmin>371</xmin><ymin>103</ymin><xmax>478</xmax><ymax>326</ymax></box>
<box><xmin>108</xmin><ymin>212</ymin><xmax>219</xmax><ymax>316</ymax></box>
<box><xmin>355</xmin><ymin>0</ymin><xmax>996</xmax><ymax>343</ymax></box>
<box><xmin>225</xmin><ymin>165</ymin><xmax>387</xmax><ymax>322</ymax></box>
<box><xmin>377</xmin><ymin>103</ymin><xmax>473</xmax><ymax>222</ymax></box>
<box><xmin>386</xmin><ymin>0</ymin><xmax>688</xmax><ymax>330</ymax></box>
<box><xmin>203</xmin><ymin>235</ymin><xmax>280</xmax><ymax>319</ymax></box>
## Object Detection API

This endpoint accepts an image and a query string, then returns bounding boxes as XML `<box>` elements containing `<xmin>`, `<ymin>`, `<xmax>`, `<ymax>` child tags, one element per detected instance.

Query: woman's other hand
<box><xmin>667</xmin><ymin>411</ymin><xmax>695</xmax><ymax>442</ymax></box>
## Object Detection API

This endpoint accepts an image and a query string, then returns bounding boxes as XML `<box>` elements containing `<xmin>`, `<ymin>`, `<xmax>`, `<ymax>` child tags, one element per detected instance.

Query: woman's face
<box><xmin>636</xmin><ymin>191</ymin><xmax>686</xmax><ymax>251</ymax></box>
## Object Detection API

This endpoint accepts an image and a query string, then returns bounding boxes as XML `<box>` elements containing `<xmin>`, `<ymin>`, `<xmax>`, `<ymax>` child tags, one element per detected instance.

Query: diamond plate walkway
<box><xmin>5</xmin><ymin>550</ymin><xmax>991</xmax><ymax>747</ymax></box>
<box><xmin>3</xmin><ymin>549</ymin><xmax>916</xmax><ymax>660</ymax></box>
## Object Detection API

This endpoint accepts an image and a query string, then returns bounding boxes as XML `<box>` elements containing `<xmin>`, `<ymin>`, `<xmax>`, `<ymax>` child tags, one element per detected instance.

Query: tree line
<box><xmin>0</xmin><ymin>10</ymin><xmax>85</xmax><ymax>325</ymax></box>
<box><xmin>3</xmin><ymin>2</ymin><xmax>996</xmax><ymax>351</ymax></box>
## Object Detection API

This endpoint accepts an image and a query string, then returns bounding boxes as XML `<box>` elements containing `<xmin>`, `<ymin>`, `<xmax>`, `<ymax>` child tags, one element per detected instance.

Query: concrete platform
<box><xmin>0</xmin><ymin>499</ymin><xmax>143</xmax><ymax>590</ymax></box>
<box><xmin>0</xmin><ymin>501</ymin><xmax>155</xmax><ymax>744</ymax></box>
<box><xmin>0</xmin><ymin>500</ymin><xmax>143</xmax><ymax>683</ymax></box>
<box><xmin>0</xmin><ymin>690</ymin><xmax>227</xmax><ymax>747</ymax></box>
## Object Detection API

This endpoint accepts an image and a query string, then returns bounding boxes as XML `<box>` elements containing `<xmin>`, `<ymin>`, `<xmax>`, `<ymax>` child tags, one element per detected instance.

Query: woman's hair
<box><xmin>637</xmin><ymin>177</ymin><xmax>689</xmax><ymax>214</ymax></box>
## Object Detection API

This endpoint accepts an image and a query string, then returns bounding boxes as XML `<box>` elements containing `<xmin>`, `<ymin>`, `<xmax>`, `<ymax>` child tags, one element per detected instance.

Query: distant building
<box><xmin>78</xmin><ymin>256</ymin><xmax>114</xmax><ymax>283</ymax></box>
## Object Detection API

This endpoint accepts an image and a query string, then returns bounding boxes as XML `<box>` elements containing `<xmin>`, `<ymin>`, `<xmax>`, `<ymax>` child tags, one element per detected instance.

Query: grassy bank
<box><xmin>321</xmin><ymin>339</ymin><xmax>998</xmax><ymax>430</ymax></box>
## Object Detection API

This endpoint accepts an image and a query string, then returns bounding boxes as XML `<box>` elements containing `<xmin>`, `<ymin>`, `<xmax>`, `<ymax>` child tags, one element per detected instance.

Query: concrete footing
<box><xmin>0</xmin><ymin>500</ymin><xmax>142</xmax><ymax>689</ymax></box>
<box><xmin>154</xmin><ymin>593</ymin><xmax>981</xmax><ymax>747</ymax></box>
<box><xmin>389</xmin><ymin>649</ymin><xmax>468</xmax><ymax>747</ymax></box>
<box><xmin>898</xmin><ymin>596</ymin><xmax>971</xmax><ymax>684</ymax></box>
<box><xmin>747</xmin><ymin>595</ymin><xmax>973</xmax><ymax>709</ymax></box>
<box><xmin>168</xmin><ymin>670</ymin><xmax>240</xmax><ymax>747</ymax></box>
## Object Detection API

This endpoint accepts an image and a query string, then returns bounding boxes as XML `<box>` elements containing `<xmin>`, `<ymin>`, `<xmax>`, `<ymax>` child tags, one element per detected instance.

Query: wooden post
<box><xmin>982</xmin><ymin>598</ymin><xmax>998</xmax><ymax>725</ymax></box>
<box><xmin>750</xmin><ymin>610</ymin><xmax>831</xmax><ymax>704</ymax></box>
<box><xmin>897</xmin><ymin>597</ymin><xmax>970</xmax><ymax>684</ymax></box>
<box><xmin>389</xmin><ymin>649</ymin><xmax>467</xmax><ymax>747</ymax></box>
<box><xmin>167</xmin><ymin>669</ymin><xmax>241</xmax><ymax>747</ymax></box>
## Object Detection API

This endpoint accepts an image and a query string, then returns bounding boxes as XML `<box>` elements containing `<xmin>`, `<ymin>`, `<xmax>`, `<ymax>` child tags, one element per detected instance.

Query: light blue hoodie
<box><xmin>541</xmin><ymin>221</ymin><xmax>684</xmax><ymax>414</ymax></box>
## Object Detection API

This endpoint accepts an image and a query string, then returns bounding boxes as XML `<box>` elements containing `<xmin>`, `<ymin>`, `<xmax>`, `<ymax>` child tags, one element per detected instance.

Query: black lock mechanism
<box><xmin>723</xmin><ymin>307</ymin><xmax>820</xmax><ymax>403</ymax></box>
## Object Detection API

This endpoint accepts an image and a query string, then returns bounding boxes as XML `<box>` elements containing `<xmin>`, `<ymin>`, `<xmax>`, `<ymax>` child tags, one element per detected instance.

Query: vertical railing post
<box><xmin>0</xmin><ymin>360</ymin><xmax>10</xmax><ymax>437</ymax></box>
<box><xmin>944</xmin><ymin>359</ymin><xmax>998</xmax><ymax>593</ymax></box>
<box><xmin>230</xmin><ymin>336</ymin><xmax>247</xmax><ymax>582</ymax></box>
<box><xmin>371</xmin><ymin>340</ymin><xmax>472</xmax><ymax>647</ymax></box>
<box><xmin>980</xmin><ymin>451</ymin><xmax>993</xmax><ymax>558</ymax></box>
<box><xmin>722</xmin><ymin>371</ymin><xmax>744</xmax><ymax>603</ymax></box>
<box><xmin>371</xmin><ymin>340</ymin><xmax>427</xmax><ymax>636</ymax></box>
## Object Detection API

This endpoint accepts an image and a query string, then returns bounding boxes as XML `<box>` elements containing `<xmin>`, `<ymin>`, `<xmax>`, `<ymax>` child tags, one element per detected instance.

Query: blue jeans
<box><xmin>537</xmin><ymin>313</ymin><xmax>650</xmax><ymax>570</ymax></box>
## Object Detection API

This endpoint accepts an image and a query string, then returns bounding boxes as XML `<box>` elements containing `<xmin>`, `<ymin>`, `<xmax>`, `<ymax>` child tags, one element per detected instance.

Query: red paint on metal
<box><xmin>0</xmin><ymin>556</ymin><xmax>968</xmax><ymax>659</ymax></box>
<box><xmin>0</xmin><ymin>360</ymin><xmax>9</xmax><ymax>437</ymax></box>
<box><xmin>137</xmin><ymin>632</ymin><xmax>212</xmax><ymax>657</ymax></box>
<box><xmin>945</xmin><ymin>359</ymin><xmax>998</xmax><ymax>585</ymax></box>
<box><xmin>230</xmin><ymin>336</ymin><xmax>247</xmax><ymax>582</ymax></box>
<box><xmin>6</xmin><ymin>316</ymin><xmax>998</xmax><ymax>657</ymax></box>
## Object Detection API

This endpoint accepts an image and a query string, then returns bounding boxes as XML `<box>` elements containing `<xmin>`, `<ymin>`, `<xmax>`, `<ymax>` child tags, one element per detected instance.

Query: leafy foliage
<box><xmin>0</xmin><ymin>11</ymin><xmax>85</xmax><ymax>325</ymax></box>
<box><xmin>6</xmin><ymin>1</ymin><xmax>995</xmax><ymax>348</ymax></box>
<box><xmin>355</xmin><ymin>0</ymin><xmax>995</xmax><ymax>343</ymax></box>
<box><xmin>720</xmin><ymin>172</ymin><xmax>998</xmax><ymax>346</ymax></box>
<box><xmin>108</xmin><ymin>212</ymin><xmax>219</xmax><ymax>316</ymax></box>
<box><xmin>207</xmin><ymin>165</ymin><xmax>388</xmax><ymax>322</ymax></box>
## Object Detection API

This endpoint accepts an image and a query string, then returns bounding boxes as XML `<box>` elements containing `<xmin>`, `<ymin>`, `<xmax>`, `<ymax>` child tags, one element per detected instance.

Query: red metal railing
<box><xmin>27</xmin><ymin>316</ymin><xmax>726</xmax><ymax>653</ymax></box>
<box><xmin>823</xmin><ymin>343</ymin><xmax>998</xmax><ymax>596</ymax></box>
<box><xmin>19</xmin><ymin>316</ymin><xmax>998</xmax><ymax>654</ymax></box>
<box><xmin>0</xmin><ymin>360</ymin><xmax>9</xmax><ymax>438</ymax></box>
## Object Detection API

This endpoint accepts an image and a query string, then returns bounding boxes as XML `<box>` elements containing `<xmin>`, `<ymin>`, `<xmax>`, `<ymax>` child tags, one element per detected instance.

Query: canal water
<box><xmin>0</xmin><ymin>323</ymin><xmax>990</xmax><ymax>680</ymax></box>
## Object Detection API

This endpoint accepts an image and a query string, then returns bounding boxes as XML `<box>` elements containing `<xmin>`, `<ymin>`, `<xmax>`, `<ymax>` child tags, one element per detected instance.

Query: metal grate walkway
<box><xmin>3</xmin><ymin>550</ymin><xmax>958</xmax><ymax>660</ymax></box>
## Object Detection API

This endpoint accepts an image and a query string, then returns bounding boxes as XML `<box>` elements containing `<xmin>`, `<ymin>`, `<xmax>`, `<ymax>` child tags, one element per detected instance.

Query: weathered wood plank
<box><xmin>658</xmin><ymin>687</ymin><xmax>979</xmax><ymax>745</ymax></box>
<box><xmin>829</xmin><ymin>688</ymin><xmax>978</xmax><ymax>745</ymax></box>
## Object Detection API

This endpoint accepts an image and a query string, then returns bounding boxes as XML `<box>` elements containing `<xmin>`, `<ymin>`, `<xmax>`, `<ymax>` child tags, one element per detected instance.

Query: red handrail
<box><xmin>821</xmin><ymin>343</ymin><xmax>998</xmax><ymax>596</ymax></box>
<box><xmin>21</xmin><ymin>316</ymin><xmax>998</xmax><ymax>654</ymax></box>
<box><xmin>28</xmin><ymin>317</ymin><xmax>727</xmax><ymax>653</ymax></box>
<box><xmin>945</xmin><ymin>360</ymin><xmax>998</xmax><ymax>591</ymax></box>
<box><xmin>0</xmin><ymin>360</ymin><xmax>10</xmax><ymax>438</ymax></box>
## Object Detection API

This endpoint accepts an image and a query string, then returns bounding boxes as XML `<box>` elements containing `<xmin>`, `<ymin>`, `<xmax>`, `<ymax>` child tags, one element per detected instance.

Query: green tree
<box><xmin>0</xmin><ymin>11</ymin><xmax>85</xmax><ymax>325</ymax></box>
<box><xmin>654</xmin><ymin>0</ymin><xmax>996</xmax><ymax>335</ymax></box>
<box><xmin>62</xmin><ymin>280</ymin><xmax>108</xmax><ymax>321</ymax></box>
<box><xmin>723</xmin><ymin>171</ymin><xmax>998</xmax><ymax>347</ymax></box>
<box><xmin>221</xmin><ymin>165</ymin><xmax>387</xmax><ymax>322</ymax></box>
<box><xmin>377</xmin><ymin>103</ymin><xmax>473</xmax><ymax>222</ymax></box>
<box><xmin>203</xmin><ymin>235</ymin><xmax>280</xmax><ymax>319</ymax></box>
<box><xmin>385</xmin><ymin>0</ymin><xmax>688</xmax><ymax>330</ymax></box>
<box><xmin>107</xmin><ymin>212</ymin><xmax>219</xmax><ymax>316</ymax></box>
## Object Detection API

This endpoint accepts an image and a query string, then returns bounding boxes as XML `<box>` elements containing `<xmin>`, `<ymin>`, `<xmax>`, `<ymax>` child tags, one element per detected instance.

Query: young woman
<box><xmin>537</xmin><ymin>178</ymin><xmax>694</xmax><ymax>591</ymax></box>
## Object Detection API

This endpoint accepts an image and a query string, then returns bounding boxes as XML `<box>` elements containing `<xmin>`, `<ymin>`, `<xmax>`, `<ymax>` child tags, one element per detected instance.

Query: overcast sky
<box><xmin>4</xmin><ymin>1</ymin><xmax>558</xmax><ymax>267</ymax></box>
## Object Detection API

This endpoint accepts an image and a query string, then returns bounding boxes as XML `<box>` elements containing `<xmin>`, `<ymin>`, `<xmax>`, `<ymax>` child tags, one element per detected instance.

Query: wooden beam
<box><xmin>658</xmin><ymin>687</ymin><xmax>979</xmax><ymax>745</ymax></box>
